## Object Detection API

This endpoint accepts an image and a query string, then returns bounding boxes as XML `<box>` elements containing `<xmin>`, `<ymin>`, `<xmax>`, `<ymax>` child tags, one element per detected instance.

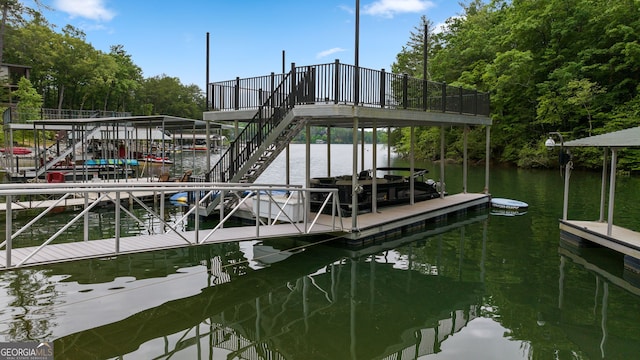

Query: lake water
<box><xmin>2</xmin><ymin>144</ymin><xmax>640</xmax><ymax>359</ymax></box>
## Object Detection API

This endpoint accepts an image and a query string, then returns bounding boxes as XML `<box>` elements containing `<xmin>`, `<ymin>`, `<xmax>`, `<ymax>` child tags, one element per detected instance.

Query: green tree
<box><xmin>14</xmin><ymin>76</ymin><xmax>41</xmax><ymax>121</ymax></box>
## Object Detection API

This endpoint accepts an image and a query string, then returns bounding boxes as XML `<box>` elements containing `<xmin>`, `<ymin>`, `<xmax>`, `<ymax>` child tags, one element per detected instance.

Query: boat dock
<box><xmin>0</xmin><ymin>181</ymin><xmax>488</xmax><ymax>269</ymax></box>
<box><xmin>551</xmin><ymin>126</ymin><xmax>640</xmax><ymax>272</ymax></box>
<box><xmin>2</xmin><ymin>60</ymin><xmax>494</xmax><ymax>270</ymax></box>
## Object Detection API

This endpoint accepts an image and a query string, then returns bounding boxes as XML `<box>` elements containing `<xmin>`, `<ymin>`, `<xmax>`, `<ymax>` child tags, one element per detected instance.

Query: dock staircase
<box><xmin>202</xmin><ymin>67</ymin><xmax>316</xmax><ymax>214</ymax></box>
<box><xmin>34</xmin><ymin>126</ymin><xmax>102</xmax><ymax>179</ymax></box>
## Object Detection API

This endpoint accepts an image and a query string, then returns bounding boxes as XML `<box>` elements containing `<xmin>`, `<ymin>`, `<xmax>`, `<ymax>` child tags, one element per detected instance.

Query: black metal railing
<box><xmin>206</xmin><ymin>66</ymin><xmax>313</xmax><ymax>182</ymax></box>
<box><xmin>209</xmin><ymin>60</ymin><xmax>490</xmax><ymax>116</ymax></box>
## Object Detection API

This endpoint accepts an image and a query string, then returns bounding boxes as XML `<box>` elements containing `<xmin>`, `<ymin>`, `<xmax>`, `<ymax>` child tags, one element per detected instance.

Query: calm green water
<box><xmin>2</xmin><ymin>145</ymin><xmax>640</xmax><ymax>359</ymax></box>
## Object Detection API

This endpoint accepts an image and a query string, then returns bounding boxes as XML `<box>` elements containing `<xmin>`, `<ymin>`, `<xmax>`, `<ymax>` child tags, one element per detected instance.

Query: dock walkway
<box><xmin>1</xmin><ymin>192</ymin><xmax>489</xmax><ymax>270</ymax></box>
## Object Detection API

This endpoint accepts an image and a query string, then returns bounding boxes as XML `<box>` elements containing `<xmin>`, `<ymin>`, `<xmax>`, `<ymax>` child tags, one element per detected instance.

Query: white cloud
<box><xmin>338</xmin><ymin>4</ymin><xmax>354</xmax><ymax>14</ymax></box>
<box><xmin>54</xmin><ymin>0</ymin><xmax>115</xmax><ymax>22</ymax></box>
<box><xmin>317</xmin><ymin>47</ymin><xmax>347</xmax><ymax>58</ymax></box>
<box><xmin>363</xmin><ymin>0</ymin><xmax>434</xmax><ymax>18</ymax></box>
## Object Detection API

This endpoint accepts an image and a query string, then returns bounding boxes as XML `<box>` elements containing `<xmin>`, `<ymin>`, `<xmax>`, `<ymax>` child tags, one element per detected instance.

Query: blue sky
<box><xmin>42</xmin><ymin>0</ymin><xmax>466</xmax><ymax>91</ymax></box>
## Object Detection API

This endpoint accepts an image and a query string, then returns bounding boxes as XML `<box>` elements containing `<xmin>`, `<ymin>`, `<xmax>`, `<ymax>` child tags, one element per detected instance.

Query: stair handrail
<box><xmin>207</xmin><ymin>67</ymin><xmax>308</xmax><ymax>183</ymax></box>
<box><xmin>35</xmin><ymin>126</ymin><xmax>102</xmax><ymax>178</ymax></box>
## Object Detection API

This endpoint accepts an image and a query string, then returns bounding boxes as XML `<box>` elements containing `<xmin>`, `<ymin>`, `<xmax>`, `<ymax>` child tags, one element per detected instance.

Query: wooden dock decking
<box><xmin>0</xmin><ymin>193</ymin><xmax>490</xmax><ymax>270</ymax></box>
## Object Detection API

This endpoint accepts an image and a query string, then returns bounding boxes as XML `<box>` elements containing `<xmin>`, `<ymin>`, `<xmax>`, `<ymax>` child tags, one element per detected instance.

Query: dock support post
<box><xmin>410</xmin><ymin>126</ymin><xmax>415</xmax><ymax>205</ymax></box>
<box><xmin>372</xmin><ymin>121</ymin><xmax>378</xmax><ymax>213</ymax></box>
<box><xmin>463</xmin><ymin>125</ymin><xmax>468</xmax><ymax>193</ymax></box>
<box><xmin>562</xmin><ymin>158</ymin><xmax>572</xmax><ymax>221</ymax></box>
<box><xmin>599</xmin><ymin>148</ymin><xmax>608</xmax><ymax>222</ymax></box>
<box><xmin>484</xmin><ymin>126</ymin><xmax>491</xmax><ymax>194</ymax></box>
<box><xmin>606</xmin><ymin>149</ymin><xmax>618</xmax><ymax>235</ymax></box>
<box><xmin>352</xmin><ymin>117</ymin><xmax>359</xmax><ymax>231</ymax></box>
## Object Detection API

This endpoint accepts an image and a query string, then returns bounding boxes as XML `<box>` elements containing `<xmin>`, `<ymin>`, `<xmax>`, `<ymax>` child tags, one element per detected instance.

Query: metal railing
<box><xmin>0</xmin><ymin>182</ymin><xmax>344</xmax><ymax>269</ymax></box>
<box><xmin>8</xmin><ymin>108</ymin><xmax>131</xmax><ymax>122</ymax></box>
<box><xmin>209</xmin><ymin>60</ymin><xmax>490</xmax><ymax>116</ymax></box>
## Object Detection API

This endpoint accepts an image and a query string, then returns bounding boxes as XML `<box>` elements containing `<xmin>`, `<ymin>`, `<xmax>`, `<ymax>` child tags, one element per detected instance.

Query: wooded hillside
<box><xmin>391</xmin><ymin>0</ymin><xmax>640</xmax><ymax>170</ymax></box>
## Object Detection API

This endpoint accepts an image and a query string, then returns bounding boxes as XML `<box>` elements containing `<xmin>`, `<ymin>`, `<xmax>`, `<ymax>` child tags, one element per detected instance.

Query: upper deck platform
<box><xmin>204</xmin><ymin>60</ymin><xmax>491</xmax><ymax>128</ymax></box>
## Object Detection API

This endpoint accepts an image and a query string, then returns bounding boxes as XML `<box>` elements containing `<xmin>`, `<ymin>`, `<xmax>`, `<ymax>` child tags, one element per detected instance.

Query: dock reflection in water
<box><xmin>0</xmin><ymin>213</ymin><xmax>492</xmax><ymax>359</ymax></box>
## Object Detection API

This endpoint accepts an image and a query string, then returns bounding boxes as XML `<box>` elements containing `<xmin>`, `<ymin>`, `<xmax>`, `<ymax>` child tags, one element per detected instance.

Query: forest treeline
<box><xmin>2</xmin><ymin>1</ymin><xmax>640</xmax><ymax>170</ymax></box>
<box><xmin>0</xmin><ymin>5</ymin><xmax>205</xmax><ymax>120</ymax></box>
<box><xmin>391</xmin><ymin>0</ymin><xmax>640</xmax><ymax>170</ymax></box>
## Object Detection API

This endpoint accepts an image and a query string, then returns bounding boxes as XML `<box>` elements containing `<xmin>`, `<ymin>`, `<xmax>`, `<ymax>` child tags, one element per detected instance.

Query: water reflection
<box><xmin>0</xmin><ymin>213</ymin><xmax>490</xmax><ymax>359</ymax></box>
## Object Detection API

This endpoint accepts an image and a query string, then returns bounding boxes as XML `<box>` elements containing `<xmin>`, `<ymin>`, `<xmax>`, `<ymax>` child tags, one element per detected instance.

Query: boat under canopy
<box><xmin>309</xmin><ymin>167</ymin><xmax>442</xmax><ymax>216</ymax></box>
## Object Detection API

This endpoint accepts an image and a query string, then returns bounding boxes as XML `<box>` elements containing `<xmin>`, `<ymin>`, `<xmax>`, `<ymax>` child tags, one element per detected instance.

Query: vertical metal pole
<box><xmin>352</xmin><ymin>117</ymin><xmax>359</xmax><ymax>230</ymax></box>
<box><xmin>463</xmin><ymin>125</ymin><xmax>468</xmax><ymax>193</ymax></box>
<box><xmin>360</xmin><ymin>128</ymin><xmax>365</xmax><ymax>172</ymax></box>
<box><xmin>387</xmin><ymin>127</ymin><xmax>391</xmax><ymax>167</ymax></box>
<box><xmin>206</xmin><ymin>121</ymin><xmax>211</xmax><ymax>175</ymax></box>
<box><xmin>485</xmin><ymin>126</ymin><xmax>491</xmax><ymax>194</ymax></box>
<box><xmin>372</xmin><ymin>121</ymin><xmax>377</xmax><ymax>213</ymax></box>
<box><xmin>84</xmin><ymin>189</ymin><xmax>89</xmax><ymax>241</ymax></box>
<box><xmin>255</xmin><ymin>190</ymin><xmax>261</xmax><ymax>238</ymax></box>
<box><xmin>599</xmin><ymin>148</ymin><xmax>608</xmax><ymax>222</ymax></box>
<box><xmin>354</xmin><ymin>0</ymin><xmax>360</xmax><ymax>106</ymax></box>
<box><xmin>5</xmin><ymin>195</ymin><xmax>11</xmax><ymax>268</ymax></box>
<box><xmin>606</xmin><ymin>149</ymin><xmax>617</xmax><ymax>235</ymax></box>
<box><xmin>160</xmin><ymin>189</ymin><xmax>165</xmax><ymax>233</ymax></box>
<box><xmin>306</xmin><ymin>123</ymin><xmax>311</xmax><ymax>232</ymax></box>
<box><xmin>410</xmin><ymin>126</ymin><xmax>415</xmax><ymax>205</ymax></box>
<box><xmin>327</xmin><ymin>127</ymin><xmax>332</xmax><ymax>177</ymax></box>
<box><xmin>562</xmin><ymin>159</ymin><xmax>572</xmax><ymax>221</ymax></box>
<box><xmin>115</xmin><ymin>191</ymin><xmax>120</xmax><ymax>253</ymax></box>
<box><xmin>206</xmin><ymin>32</ymin><xmax>210</xmax><ymax>111</ymax></box>
<box><xmin>195</xmin><ymin>190</ymin><xmax>200</xmax><ymax>243</ymax></box>
<box><xmin>440</xmin><ymin>125</ymin><xmax>445</xmax><ymax>198</ymax></box>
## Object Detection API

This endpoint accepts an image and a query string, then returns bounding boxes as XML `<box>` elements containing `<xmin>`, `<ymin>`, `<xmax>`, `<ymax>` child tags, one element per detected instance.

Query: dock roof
<box><xmin>564</xmin><ymin>126</ymin><xmax>640</xmax><ymax>148</ymax></box>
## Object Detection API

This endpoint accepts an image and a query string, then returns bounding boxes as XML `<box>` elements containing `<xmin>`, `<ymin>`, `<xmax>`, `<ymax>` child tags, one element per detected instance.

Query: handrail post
<box><xmin>234</xmin><ymin>77</ymin><xmax>240</xmax><ymax>110</ymax></box>
<box><xmin>380</xmin><ymin>69</ymin><xmax>386</xmax><ymax>108</ymax></box>
<box><xmin>290</xmin><ymin>62</ymin><xmax>297</xmax><ymax>105</ymax></box>
<box><xmin>195</xmin><ymin>190</ymin><xmax>200</xmax><ymax>243</ymax></box>
<box><xmin>459</xmin><ymin>86</ymin><xmax>463</xmax><ymax>114</ymax></box>
<box><xmin>442</xmin><ymin>82</ymin><xmax>447</xmax><ymax>112</ymax></box>
<box><xmin>334</xmin><ymin>59</ymin><xmax>340</xmax><ymax>104</ymax></box>
<box><xmin>115</xmin><ymin>191</ymin><xmax>120</xmax><ymax>253</ymax></box>
<box><xmin>402</xmin><ymin>74</ymin><xmax>408</xmax><ymax>109</ymax></box>
<box><xmin>423</xmin><ymin>78</ymin><xmax>428</xmax><ymax>111</ymax></box>
<box><xmin>474</xmin><ymin>90</ymin><xmax>478</xmax><ymax>115</ymax></box>
<box><xmin>5</xmin><ymin>195</ymin><xmax>11</xmax><ymax>268</ymax></box>
<box><xmin>270</xmin><ymin>72</ymin><xmax>275</xmax><ymax>108</ymax></box>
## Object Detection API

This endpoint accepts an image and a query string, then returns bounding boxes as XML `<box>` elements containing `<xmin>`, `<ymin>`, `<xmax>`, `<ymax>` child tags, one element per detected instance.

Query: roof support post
<box><xmin>607</xmin><ymin>149</ymin><xmax>618</xmax><ymax>235</ymax></box>
<box><xmin>598</xmin><ymin>148</ymin><xmax>608</xmax><ymax>222</ymax></box>
<box><xmin>352</xmin><ymin>117</ymin><xmax>359</xmax><ymax>231</ymax></box>
<box><xmin>463</xmin><ymin>125</ymin><xmax>468</xmax><ymax>193</ymax></box>
<box><xmin>372</xmin><ymin>121</ymin><xmax>378</xmax><ymax>213</ymax></box>
<box><xmin>484</xmin><ymin>126</ymin><xmax>490</xmax><ymax>194</ymax></box>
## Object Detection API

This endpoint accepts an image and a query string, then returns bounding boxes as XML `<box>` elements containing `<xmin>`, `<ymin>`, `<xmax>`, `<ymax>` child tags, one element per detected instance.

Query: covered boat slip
<box><xmin>1</xmin><ymin>115</ymin><xmax>225</xmax><ymax>182</ymax></box>
<box><xmin>553</xmin><ymin>126</ymin><xmax>640</xmax><ymax>270</ymax></box>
